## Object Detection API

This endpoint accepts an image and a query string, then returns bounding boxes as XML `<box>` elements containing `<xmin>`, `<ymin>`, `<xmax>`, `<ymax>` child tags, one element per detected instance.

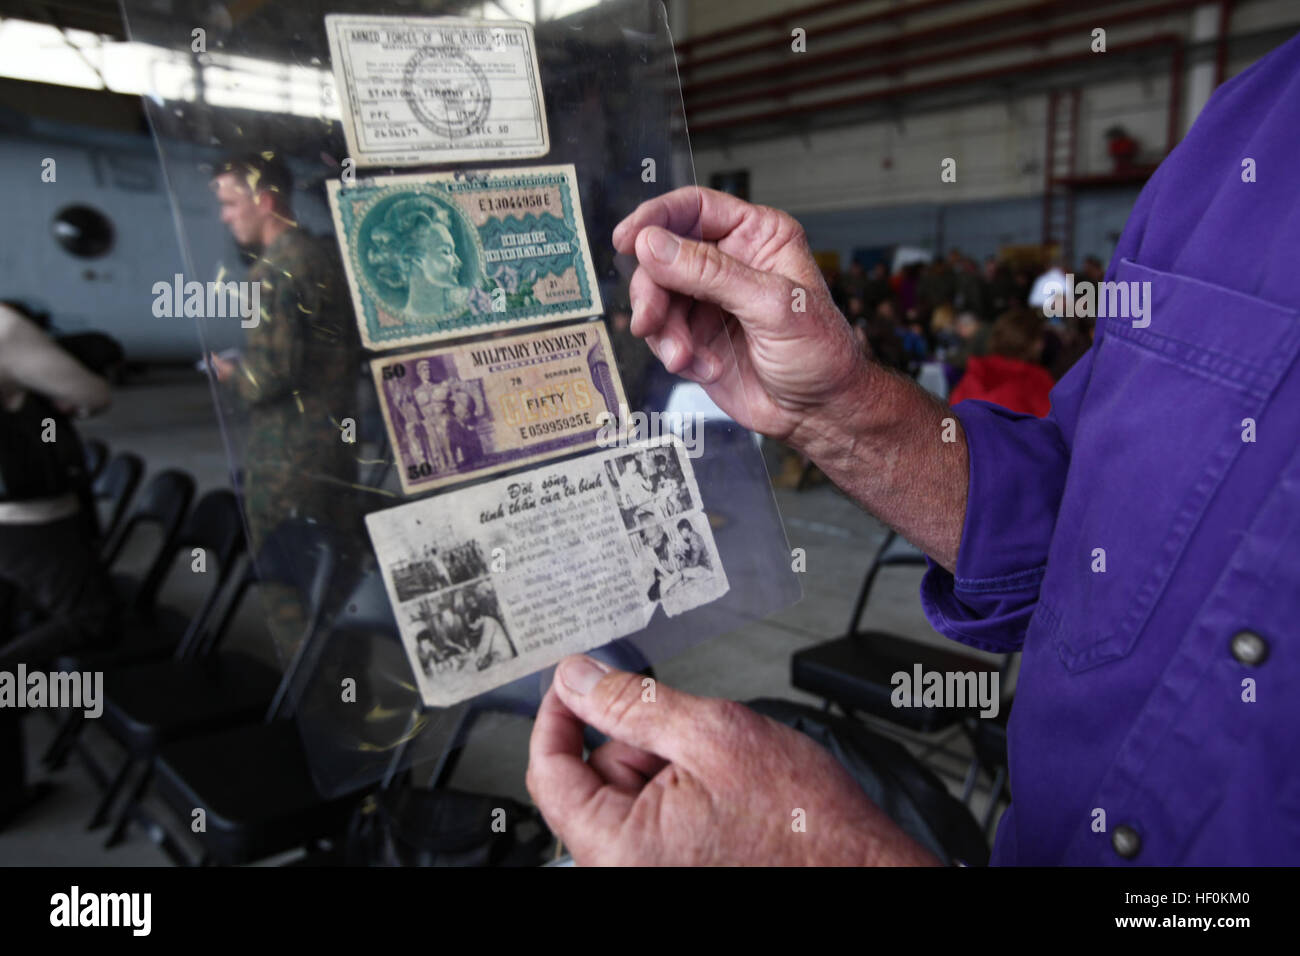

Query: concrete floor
<box><xmin>1</xmin><ymin>367</ymin><xmax>1009</xmax><ymax>865</ymax></box>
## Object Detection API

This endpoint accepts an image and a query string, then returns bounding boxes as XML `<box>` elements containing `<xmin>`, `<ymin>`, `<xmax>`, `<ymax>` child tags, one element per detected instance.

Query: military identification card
<box><xmin>325</xmin><ymin>14</ymin><xmax>549</xmax><ymax>167</ymax></box>
<box><xmin>371</xmin><ymin>321</ymin><xmax>626</xmax><ymax>495</ymax></box>
<box><xmin>327</xmin><ymin>164</ymin><xmax>603</xmax><ymax>350</ymax></box>
<box><xmin>364</xmin><ymin>437</ymin><xmax>729</xmax><ymax>708</ymax></box>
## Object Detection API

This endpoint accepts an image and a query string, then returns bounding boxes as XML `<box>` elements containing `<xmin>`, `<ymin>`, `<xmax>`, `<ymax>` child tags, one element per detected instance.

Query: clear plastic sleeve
<box><xmin>122</xmin><ymin>0</ymin><xmax>802</xmax><ymax>798</ymax></box>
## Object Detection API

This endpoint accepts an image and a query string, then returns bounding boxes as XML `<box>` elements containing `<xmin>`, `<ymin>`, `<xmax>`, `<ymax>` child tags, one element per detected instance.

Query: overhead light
<box><xmin>0</xmin><ymin>18</ymin><xmax>338</xmax><ymax>119</ymax></box>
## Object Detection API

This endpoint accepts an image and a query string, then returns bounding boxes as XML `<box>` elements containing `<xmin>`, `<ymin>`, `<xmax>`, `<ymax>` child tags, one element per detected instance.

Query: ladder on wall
<box><xmin>1041</xmin><ymin>87</ymin><xmax>1080</xmax><ymax>265</ymax></box>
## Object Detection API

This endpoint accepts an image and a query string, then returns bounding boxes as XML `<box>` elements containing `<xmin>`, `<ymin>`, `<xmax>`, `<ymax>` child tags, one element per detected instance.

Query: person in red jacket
<box><xmin>949</xmin><ymin>307</ymin><xmax>1055</xmax><ymax>417</ymax></box>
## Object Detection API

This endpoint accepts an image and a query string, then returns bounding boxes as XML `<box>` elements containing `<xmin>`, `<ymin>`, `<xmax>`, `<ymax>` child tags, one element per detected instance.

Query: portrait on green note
<box><xmin>357</xmin><ymin>190</ymin><xmax>483</xmax><ymax>324</ymax></box>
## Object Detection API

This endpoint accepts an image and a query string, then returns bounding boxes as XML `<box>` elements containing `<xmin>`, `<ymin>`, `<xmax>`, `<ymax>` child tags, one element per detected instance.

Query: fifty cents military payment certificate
<box><xmin>327</xmin><ymin>164</ymin><xmax>604</xmax><ymax>350</ymax></box>
<box><xmin>325</xmin><ymin>15</ymin><xmax>549</xmax><ymax>168</ymax></box>
<box><xmin>370</xmin><ymin>321</ymin><xmax>627</xmax><ymax>495</ymax></box>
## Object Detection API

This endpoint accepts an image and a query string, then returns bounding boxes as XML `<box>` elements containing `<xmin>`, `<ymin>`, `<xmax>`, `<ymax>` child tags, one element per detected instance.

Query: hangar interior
<box><xmin>1</xmin><ymin>0</ymin><xmax>1295</xmax><ymax>866</ymax></box>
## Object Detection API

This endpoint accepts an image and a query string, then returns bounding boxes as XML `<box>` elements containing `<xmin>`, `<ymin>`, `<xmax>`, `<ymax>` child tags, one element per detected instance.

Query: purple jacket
<box><xmin>920</xmin><ymin>33</ymin><xmax>1300</xmax><ymax>865</ymax></box>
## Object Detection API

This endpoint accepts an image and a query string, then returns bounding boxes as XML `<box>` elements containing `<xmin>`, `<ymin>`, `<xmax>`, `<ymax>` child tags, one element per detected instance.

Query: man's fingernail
<box><xmin>560</xmin><ymin>656</ymin><xmax>608</xmax><ymax>695</ymax></box>
<box><xmin>690</xmin><ymin>352</ymin><xmax>717</xmax><ymax>381</ymax></box>
<box><xmin>646</xmin><ymin>229</ymin><xmax>679</xmax><ymax>263</ymax></box>
<box><xmin>661</xmin><ymin>338</ymin><xmax>681</xmax><ymax>368</ymax></box>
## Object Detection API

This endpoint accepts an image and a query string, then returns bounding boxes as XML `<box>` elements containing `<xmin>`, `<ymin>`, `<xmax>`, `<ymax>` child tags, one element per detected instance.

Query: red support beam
<box><xmin>689</xmin><ymin>34</ymin><xmax>1183</xmax><ymax>135</ymax></box>
<box><xmin>680</xmin><ymin>0</ymin><xmax>1194</xmax><ymax>81</ymax></box>
<box><xmin>687</xmin><ymin>0</ymin><xmax>1201</xmax><ymax>116</ymax></box>
<box><xmin>676</xmin><ymin>0</ymin><xmax>966</xmax><ymax>57</ymax></box>
<box><xmin>1042</xmin><ymin>88</ymin><xmax>1058</xmax><ymax>244</ymax></box>
<box><xmin>1215</xmin><ymin>0</ymin><xmax>1236</xmax><ymax>86</ymax></box>
<box><xmin>1167</xmin><ymin>35</ymin><xmax>1184</xmax><ymax>152</ymax></box>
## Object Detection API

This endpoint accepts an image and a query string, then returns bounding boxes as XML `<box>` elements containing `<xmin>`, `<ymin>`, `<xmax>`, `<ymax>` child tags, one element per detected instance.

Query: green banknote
<box><xmin>327</xmin><ymin>164</ymin><xmax>603</xmax><ymax>350</ymax></box>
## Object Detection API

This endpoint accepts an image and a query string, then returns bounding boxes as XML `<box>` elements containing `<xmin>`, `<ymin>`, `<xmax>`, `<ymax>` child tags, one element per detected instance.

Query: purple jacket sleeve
<box><xmin>918</xmin><ymin>348</ymin><xmax>1093</xmax><ymax>653</ymax></box>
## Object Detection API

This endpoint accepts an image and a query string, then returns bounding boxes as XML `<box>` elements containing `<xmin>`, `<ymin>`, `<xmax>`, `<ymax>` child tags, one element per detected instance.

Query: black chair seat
<box><xmin>154</xmin><ymin>721</ymin><xmax>364</xmax><ymax>865</ymax></box>
<box><xmin>100</xmin><ymin>653</ymin><xmax>281</xmax><ymax>753</ymax></box>
<box><xmin>792</xmin><ymin>631</ymin><xmax>999</xmax><ymax>733</ymax></box>
<box><xmin>56</xmin><ymin>604</ymin><xmax>193</xmax><ymax>673</ymax></box>
<box><xmin>110</xmin><ymin>571</ymin><xmax>140</xmax><ymax>604</ymax></box>
<box><xmin>109</xmin><ymin>572</ymin><xmax>186</xmax><ymax>615</ymax></box>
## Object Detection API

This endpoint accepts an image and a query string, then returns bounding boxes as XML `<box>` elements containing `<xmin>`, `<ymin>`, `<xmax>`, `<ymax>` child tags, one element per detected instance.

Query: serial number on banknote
<box><xmin>478</xmin><ymin>195</ymin><xmax>551</xmax><ymax>212</ymax></box>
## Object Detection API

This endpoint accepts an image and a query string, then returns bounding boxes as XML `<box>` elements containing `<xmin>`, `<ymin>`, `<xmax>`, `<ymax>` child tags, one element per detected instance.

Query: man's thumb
<box><xmin>552</xmin><ymin>655</ymin><xmax>710</xmax><ymax>768</ymax></box>
<box><xmin>634</xmin><ymin>225</ymin><xmax>789</xmax><ymax>329</ymax></box>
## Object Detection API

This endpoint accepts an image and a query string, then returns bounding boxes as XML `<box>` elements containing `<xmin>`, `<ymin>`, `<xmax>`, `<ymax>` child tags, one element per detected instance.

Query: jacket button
<box><xmin>1230</xmin><ymin>630</ymin><xmax>1269</xmax><ymax>666</ymax></box>
<box><xmin>1112</xmin><ymin>825</ymin><xmax>1141</xmax><ymax>859</ymax></box>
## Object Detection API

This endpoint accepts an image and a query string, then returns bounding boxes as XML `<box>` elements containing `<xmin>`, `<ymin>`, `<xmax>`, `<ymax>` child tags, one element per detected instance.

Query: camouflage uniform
<box><xmin>232</xmin><ymin>225</ymin><xmax>361</xmax><ymax>661</ymax></box>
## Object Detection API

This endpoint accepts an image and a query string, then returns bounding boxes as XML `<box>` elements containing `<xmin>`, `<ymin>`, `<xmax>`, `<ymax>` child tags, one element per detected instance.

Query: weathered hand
<box><xmin>613</xmin><ymin>187</ymin><xmax>868</xmax><ymax>445</ymax></box>
<box><xmin>526</xmin><ymin>655</ymin><xmax>942</xmax><ymax>866</ymax></box>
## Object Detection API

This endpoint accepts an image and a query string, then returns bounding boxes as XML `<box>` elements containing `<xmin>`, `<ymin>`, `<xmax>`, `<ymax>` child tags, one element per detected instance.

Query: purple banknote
<box><xmin>371</xmin><ymin>319</ymin><xmax>626</xmax><ymax>494</ymax></box>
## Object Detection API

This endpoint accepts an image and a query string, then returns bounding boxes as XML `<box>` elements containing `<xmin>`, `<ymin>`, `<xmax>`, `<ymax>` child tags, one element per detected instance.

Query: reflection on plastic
<box><xmin>120</xmin><ymin>0</ymin><xmax>800</xmax><ymax>803</ymax></box>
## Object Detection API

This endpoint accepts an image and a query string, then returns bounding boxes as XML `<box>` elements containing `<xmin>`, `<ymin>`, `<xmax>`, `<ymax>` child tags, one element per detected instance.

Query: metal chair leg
<box><xmin>981</xmin><ymin>767</ymin><xmax>1008</xmax><ymax>836</ymax></box>
<box><xmin>155</xmin><ymin>826</ymin><xmax>199</xmax><ymax>866</ymax></box>
<box><xmin>959</xmin><ymin>755</ymin><xmax>981</xmax><ymax>805</ymax></box>
<box><xmin>104</xmin><ymin>763</ymin><xmax>153</xmax><ymax>848</ymax></box>
<box><xmin>88</xmin><ymin>757</ymin><xmax>134</xmax><ymax>830</ymax></box>
<box><xmin>42</xmin><ymin>711</ymin><xmax>83</xmax><ymax>768</ymax></box>
<box><xmin>71</xmin><ymin>737</ymin><xmax>109</xmax><ymax>789</ymax></box>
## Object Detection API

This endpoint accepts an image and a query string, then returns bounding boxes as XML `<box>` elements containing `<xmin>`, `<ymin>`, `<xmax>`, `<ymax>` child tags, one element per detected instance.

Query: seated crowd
<box><xmin>829</xmin><ymin>251</ymin><xmax>1102</xmax><ymax>417</ymax></box>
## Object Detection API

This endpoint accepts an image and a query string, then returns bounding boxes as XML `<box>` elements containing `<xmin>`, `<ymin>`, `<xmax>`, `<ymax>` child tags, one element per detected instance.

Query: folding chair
<box><xmin>149</xmin><ymin>555</ymin><xmax>390</xmax><ymax>865</ymax></box>
<box><xmin>102</xmin><ymin>468</ymin><xmax>195</xmax><ymax>616</ymax></box>
<box><xmin>44</xmin><ymin>490</ymin><xmax>247</xmax><ymax>773</ymax></box>
<box><xmin>92</xmin><ymin>452</ymin><xmax>143</xmax><ymax>546</ymax></box>
<box><xmin>89</xmin><ymin>519</ymin><xmax>334</xmax><ymax>847</ymax></box>
<box><xmin>150</xmin><ymin>565</ymin><xmax>654</xmax><ymax>865</ymax></box>
<box><xmin>791</xmin><ymin>530</ymin><xmax>1011</xmax><ymax>806</ymax></box>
